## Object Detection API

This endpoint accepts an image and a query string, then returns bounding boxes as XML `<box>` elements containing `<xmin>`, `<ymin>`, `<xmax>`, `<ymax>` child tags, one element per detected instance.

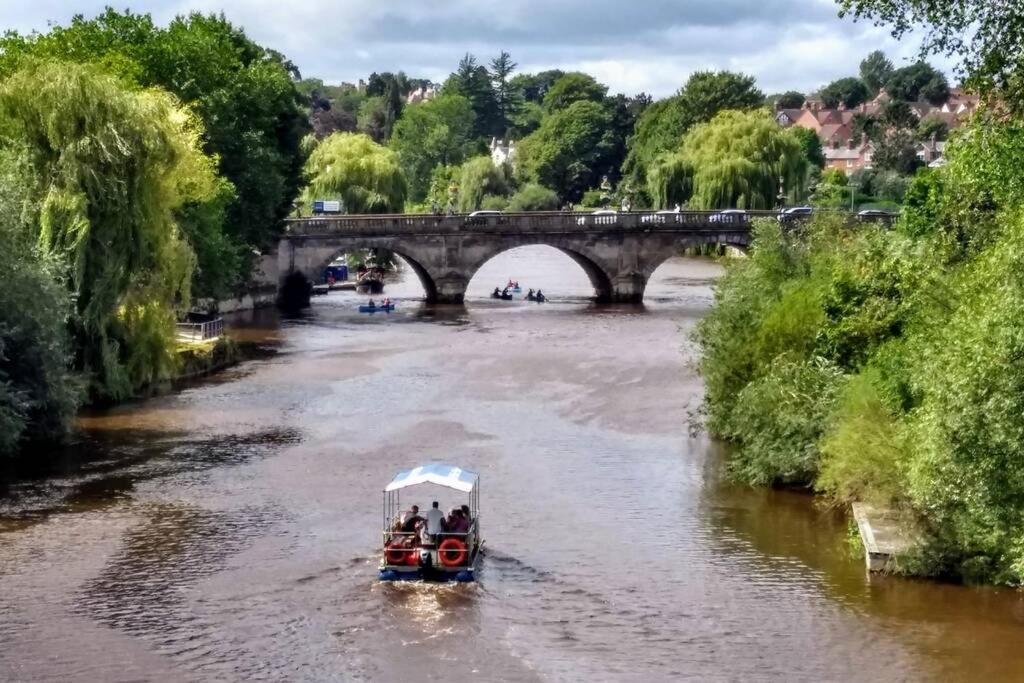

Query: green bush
<box><xmin>725</xmin><ymin>355</ymin><xmax>844</xmax><ymax>487</ymax></box>
<box><xmin>506</xmin><ymin>183</ymin><xmax>559</xmax><ymax>211</ymax></box>
<box><xmin>480</xmin><ymin>194</ymin><xmax>510</xmax><ymax>210</ymax></box>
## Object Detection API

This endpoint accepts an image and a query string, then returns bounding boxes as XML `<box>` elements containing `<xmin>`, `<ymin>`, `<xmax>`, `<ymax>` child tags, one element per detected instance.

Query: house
<box><xmin>407</xmin><ymin>85</ymin><xmax>438</xmax><ymax>104</ymax></box>
<box><xmin>490</xmin><ymin>138</ymin><xmax>516</xmax><ymax>168</ymax></box>
<box><xmin>824</xmin><ymin>142</ymin><xmax>874</xmax><ymax>172</ymax></box>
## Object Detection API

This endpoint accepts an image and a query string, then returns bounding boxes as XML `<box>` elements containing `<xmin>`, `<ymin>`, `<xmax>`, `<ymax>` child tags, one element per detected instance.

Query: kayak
<box><xmin>359</xmin><ymin>304</ymin><xmax>395</xmax><ymax>313</ymax></box>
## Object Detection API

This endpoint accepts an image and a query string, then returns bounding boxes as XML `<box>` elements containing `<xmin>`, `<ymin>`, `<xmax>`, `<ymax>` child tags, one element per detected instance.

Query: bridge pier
<box><xmin>432</xmin><ymin>274</ymin><xmax>469</xmax><ymax>305</ymax></box>
<box><xmin>609</xmin><ymin>272</ymin><xmax>647</xmax><ymax>304</ymax></box>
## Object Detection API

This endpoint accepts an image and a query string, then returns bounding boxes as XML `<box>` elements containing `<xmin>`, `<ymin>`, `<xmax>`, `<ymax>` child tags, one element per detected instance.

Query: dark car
<box><xmin>777</xmin><ymin>206</ymin><xmax>813</xmax><ymax>223</ymax></box>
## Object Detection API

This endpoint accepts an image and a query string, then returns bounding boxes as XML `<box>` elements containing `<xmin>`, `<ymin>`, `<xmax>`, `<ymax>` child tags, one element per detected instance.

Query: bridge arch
<box><xmin>463</xmin><ymin>242</ymin><xmax>614</xmax><ymax>302</ymax></box>
<box><xmin>312</xmin><ymin>245</ymin><xmax>438</xmax><ymax>301</ymax></box>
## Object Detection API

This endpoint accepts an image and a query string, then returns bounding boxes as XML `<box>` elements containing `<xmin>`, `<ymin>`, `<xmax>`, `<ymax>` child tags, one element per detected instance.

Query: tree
<box><xmin>0</xmin><ymin>148</ymin><xmax>81</xmax><ymax>455</ymax></box>
<box><xmin>622</xmin><ymin>71</ymin><xmax>765</xmax><ymax>193</ymax></box>
<box><xmin>860</xmin><ymin>50</ymin><xmax>894</xmax><ymax>95</ymax></box>
<box><xmin>649</xmin><ymin>109</ymin><xmax>809</xmax><ymax>210</ymax></box>
<box><xmin>455</xmin><ymin>156</ymin><xmax>512</xmax><ymax>212</ymax></box>
<box><xmin>515</xmin><ymin>100</ymin><xmax>616</xmax><ymax>201</ymax></box>
<box><xmin>509</xmin><ymin>69</ymin><xmax>565</xmax><ymax>103</ymax></box>
<box><xmin>489</xmin><ymin>51</ymin><xmax>520</xmax><ymax>136</ymax></box>
<box><xmin>885</xmin><ymin>62</ymin><xmax>950</xmax><ymax>104</ymax></box>
<box><xmin>358</xmin><ymin>96</ymin><xmax>389</xmax><ymax>143</ymax></box>
<box><xmin>773</xmin><ymin>91</ymin><xmax>807</xmax><ymax>109</ymax></box>
<box><xmin>0</xmin><ymin>61</ymin><xmax>220</xmax><ymax>400</ymax></box>
<box><xmin>506</xmin><ymin>183</ymin><xmax>560</xmax><ymax>211</ymax></box>
<box><xmin>390</xmin><ymin>95</ymin><xmax>478</xmax><ymax>200</ymax></box>
<box><xmin>303</xmin><ymin>133</ymin><xmax>407</xmax><ymax>214</ymax></box>
<box><xmin>542</xmin><ymin>72</ymin><xmax>607</xmax><ymax>111</ymax></box>
<box><xmin>838</xmin><ymin>0</ymin><xmax>1024</xmax><ymax>109</ymax></box>
<box><xmin>918</xmin><ymin>113</ymin><xmax>950</xmax><ymax>141</ymax></box>
<box><xmin>443</xmin><ymin>54</ymin><xmax>501</xmax><ymax>139</ymax></box>
<box><xmin>819</xmin><ymin>77</ymin><xmax>871</xmax><ymax>109</ymax></box>
<box><xmin>791</xmin><ymin>126</ymin><xmax>826</xmax><ymax>168</ymax></box>
<box><xmin>0</xmin><ymin>9</ymin><xmax>310</xmax><ymax>294</ymax></box>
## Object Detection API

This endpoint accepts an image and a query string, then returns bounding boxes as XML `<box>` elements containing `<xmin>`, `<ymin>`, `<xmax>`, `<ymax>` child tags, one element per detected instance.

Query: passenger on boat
<box><xmin>535</xmin><ymin>290</ymin><xmax>546</xmax><ymax>303</ymax></box>
<box><xmin>382</xmin><ymin>297</ymin><xmax>391</xmax><ymax>307</ymax></box>
<box><xmin>526</xmin><ymin>289</ymin><xmax>536</xmax><ymax>301</ymax></box>
<box><xmin>401</xmin><ymin>505</ymin><xmax>423</xmax><ymax>533</ymax></box>
<box><xmin>492</xmin><ymin>287</ymin><xmax>501</xmax><ymax>298</ymax></box>
<box><xmin>460</xmin><ymin>504</ymin><xmax>472</xmax><ymax>525</ymax></box>
<box><xmin>445</xmin><ymin>508</ymin><xmax>469</xmax><ymax>534</ymax></box>
<box><xmin>501</xmin><ymin>287</ymin><xmax>510</xmax><ymax>297</ymax></box>
<box><xmin>367</xmin><ymin>299</ymin><xmax>376</xmax><ymax>308</ymax></box>
<box><xmin>425</xmin><ymin>500</ymin><xmax>446</xmax><ymax>538</ymax></box>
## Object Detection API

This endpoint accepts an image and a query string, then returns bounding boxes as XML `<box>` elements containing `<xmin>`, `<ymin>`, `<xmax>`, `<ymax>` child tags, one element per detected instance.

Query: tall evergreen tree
<box><xmin>489</xmin><ymin>51</ymin><xmax>519</xmax><ymax>137</ymax></box>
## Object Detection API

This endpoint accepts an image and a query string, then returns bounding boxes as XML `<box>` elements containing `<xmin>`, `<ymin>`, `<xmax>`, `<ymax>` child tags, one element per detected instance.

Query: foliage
<box><xmin>455</xmin><ymin>156</ymin><xmax>511</xmax><ymax>212</ymax></box>
<box><xmin>622</xmin><ymin>70</ymin><xmax>764</xmax><ymax>192</ymax></box>
<box><xmin>918</xmin><ymin>114</ymin><xmax>950</xmax><ymax>141</ymax></box>
<box><xmin>542</xmin><ymin>72</ymin><xmax>607</xmax><ymax>111</ymax></box>
<box><xmin>860</xmin><ymin>50</ymin><xmax>895</xmax><ymax>94</ymax></box>
<box><xmin>697</xmin><ymin>107</ymin><xmax>1024</xmax><ymax>584</ymax></box>
<box><xmin>0</xmin><ymin>61</ymin><xmax>219</xmax><ymax>400</ymax></box>
<box><xmin>0</xmin><ymin>149</ymin><xmax>81</xmax><ymax>455</ymax></box>
<box><xmin>0</xmin><ymin>9</ymin><xmax>310</xmax><ymax>294</ymax></box>
<box><xmin>509</xmin><ymin>70</ymin><xmax>565</xmax><ymax>103</ymax></box>
<box><xmin>506</xmin><ymin>183</ymin><xmax>560</xmax><ymax>212</ymax></box>
<box><xmin>489</xmin><ymin>51</ymin><xmax>520</xmax><ymax>136</ymax></box>
<box><xmin>838</xmin><ymin>0</ymin><xmax>1024</xmax><ymax>110</ymax></box>
<box><xmin>480</xmin><ymin>194</ymin><xmax>510</xmax><ymax>211</ymax></box>
<box><xmin>650</xmin><ymin>110</ymin><xmax>808</xmax><ymax>210</ymax></box>
<box><xmin>390</xmin><ymin>94</ymin><xmax>477</xmax><ymax>200</ymax></box>
<box><xmin>515</xmin><ymin>100</ymin><xmax>615</xmax><ymax>202</ymax></box>
<box><xmin>443</xmin><ymin>54</ymin><xmax>501</xmax><ymax>139</ymax></box>
<box><xmin>726</xmin><ymin>355</ymin><xmax>844</xmax><ymax>486</ymax></box>
<box><xmin>819</xmin><ymin>77</ymin><xmax>871</xmax><ymax>109</ymax></box>
<box><xmin>790</xmin><ymin>126</ymin><xmax>826</xmax><ymax>168</ymax></box>
<box><xmin>358</xmin><ymin>96</ymin><xmax>390</xmax><ymax>143</ymax></box>
<box><xmin>772</xmin><ymin>91</ymin><xmax>807</xmax><ymax>109</ymax></box>
<box><xmin>303</xmin><ymin>133</ymin><xmax>407</xmax><ymax>214</ymax></box>
<box><xmin>884</xmin><ymin>62</ymin><xmax>951</xmax><ymax>105</ymax></box>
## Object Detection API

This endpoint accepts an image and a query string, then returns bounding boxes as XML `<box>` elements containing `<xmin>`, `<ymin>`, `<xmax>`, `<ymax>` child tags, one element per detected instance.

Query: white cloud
<box><xmin>0</xmin><ymin>0</ymin><xmax>960</xmax><ymax>97</ymax></box>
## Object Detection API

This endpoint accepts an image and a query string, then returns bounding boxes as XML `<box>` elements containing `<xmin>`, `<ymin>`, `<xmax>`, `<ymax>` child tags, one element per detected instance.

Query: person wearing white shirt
<box><xmin>424</xmin><ymin>500</ymin><xmax>446</xmax><ymax>538</ymax></box>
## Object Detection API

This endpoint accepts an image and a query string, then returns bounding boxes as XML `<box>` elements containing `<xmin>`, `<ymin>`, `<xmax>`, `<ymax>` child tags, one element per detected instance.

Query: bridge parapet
<box><xmin>285</xmin><ymin>210</ymin><xmax>778</xmax><ymax>237</ymax></box>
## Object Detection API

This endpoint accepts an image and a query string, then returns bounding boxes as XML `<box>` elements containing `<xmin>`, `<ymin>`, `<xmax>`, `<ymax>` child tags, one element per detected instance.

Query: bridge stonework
<box><xmin>277</xmin><ymin>211</ymin><xmax>758</xmax><ymax>306</ymax></box>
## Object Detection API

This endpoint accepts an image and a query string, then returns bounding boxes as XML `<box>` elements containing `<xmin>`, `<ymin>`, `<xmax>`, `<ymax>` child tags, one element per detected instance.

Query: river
<box><xmin>2</xmin><ymin>247</ymin><xmax>1024</xmax><ymax>682</ymax></box>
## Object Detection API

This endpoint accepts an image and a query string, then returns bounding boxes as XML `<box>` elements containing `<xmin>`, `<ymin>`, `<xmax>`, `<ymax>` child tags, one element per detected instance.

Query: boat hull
<box><xmin>358</xmin><ymin>304</ymin><xmax>395</xmax><ymax>313</ymax></box>
<box><xmin>379</xmin><ymin>545</ymin><xmax>482</xmax><ymax>582</ymax></box>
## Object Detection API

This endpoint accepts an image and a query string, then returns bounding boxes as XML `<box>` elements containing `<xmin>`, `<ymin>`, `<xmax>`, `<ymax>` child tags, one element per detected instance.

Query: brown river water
<box><xmin>3</xmin><ymin>247</ymin><xmax>1024</xmax><ymax>682</ymax></box>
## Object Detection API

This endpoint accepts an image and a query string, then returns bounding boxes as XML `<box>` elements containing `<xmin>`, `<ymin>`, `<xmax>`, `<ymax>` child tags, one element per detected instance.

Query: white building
<box><xmin>490</xmin><ymin>137</ymin><xmax>516</xmax><ymax>168</ymax></box>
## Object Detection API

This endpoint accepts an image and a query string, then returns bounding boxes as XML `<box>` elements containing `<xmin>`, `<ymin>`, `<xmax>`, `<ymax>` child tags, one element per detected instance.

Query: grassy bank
<box><xmin>696</xmin><ymin>113</ymin><xmax>1024</xmax><ymax>585</ymax></box>
<box><xmin>176</xmin><ymin>337</ymin><xmax>240</xmax><ymax>383</ymax></box>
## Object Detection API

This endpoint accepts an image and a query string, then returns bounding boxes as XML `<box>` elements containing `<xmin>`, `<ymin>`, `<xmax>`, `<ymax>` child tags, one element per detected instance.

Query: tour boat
<box><xmin>379</xmin><ymin>464</ymin><xmax>483</xmax><ymax>582</ymax></box>
<box><xmin>358</xmin><ymin>303</ymin><xmax>395</xmax><ymax>313</ymax></box>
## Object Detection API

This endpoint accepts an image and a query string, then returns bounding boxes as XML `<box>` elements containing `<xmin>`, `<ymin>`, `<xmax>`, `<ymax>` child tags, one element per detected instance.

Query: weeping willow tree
<box><xmin>456</xmin><ymin>155</ymin><xmax>512</xmax><ymax>212</ymax></box>
<box><xmin>648</xmin><ymin>109</ymin><xmax>809</xmax><ymax>210</ymax></box>
<box><xmin>0</xmin><ymin>61</ymin><xmax>222</xmax><ymax>400</ymax></box>
<box><xmin>303</xmin><ymin>133</ymin><xmax>407</xmax><ymax>214</ymax></box>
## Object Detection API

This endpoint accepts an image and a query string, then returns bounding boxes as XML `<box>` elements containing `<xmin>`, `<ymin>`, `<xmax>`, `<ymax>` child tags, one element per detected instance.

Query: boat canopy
<box><xmin>384</xmin><ymin>464</ymin><xmax>478</xmax><ymax>493</ymax></box>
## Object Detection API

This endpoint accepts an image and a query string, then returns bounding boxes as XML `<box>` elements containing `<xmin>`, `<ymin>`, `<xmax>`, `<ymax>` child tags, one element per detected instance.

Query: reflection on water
<box><xmin>2</xmin><ymin>249</ymin><xmax>1024</xmax><ymax>681</ymax></box>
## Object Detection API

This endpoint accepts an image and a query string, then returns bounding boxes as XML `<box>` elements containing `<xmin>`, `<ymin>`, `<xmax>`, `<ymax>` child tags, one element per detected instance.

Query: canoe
<box><xmin>359</xmin><ymin>304</ymin><xmax>395</xmax><ymax>313</ymax></box>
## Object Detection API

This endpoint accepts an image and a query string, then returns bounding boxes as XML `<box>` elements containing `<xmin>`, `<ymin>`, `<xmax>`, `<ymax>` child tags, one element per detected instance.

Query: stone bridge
<box><xmin>277</xmin><ymin>210</ymin><xmax>776</xmax><ymax>306</ymax></box>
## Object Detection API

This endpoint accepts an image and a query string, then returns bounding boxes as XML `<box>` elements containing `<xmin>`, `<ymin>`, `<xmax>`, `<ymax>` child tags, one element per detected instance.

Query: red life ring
<box><xmin>438</xmin><ymin>538</ymin><xmax>468</xmax><ymax>567</ymax></box>
<box><xmin>385</xmin><ymin>542</ymin><xmax>412</xmax><ymax>565</ymax></box>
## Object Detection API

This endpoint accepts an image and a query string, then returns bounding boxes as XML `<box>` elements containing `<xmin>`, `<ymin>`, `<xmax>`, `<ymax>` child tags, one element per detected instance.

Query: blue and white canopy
<box><xmin>384</xmin><ymin>464</ymin><xmax>478</xmax><ymax>493</ymax></box>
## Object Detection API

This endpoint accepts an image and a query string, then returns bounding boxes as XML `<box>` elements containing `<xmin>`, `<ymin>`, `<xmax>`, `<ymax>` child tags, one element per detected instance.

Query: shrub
<box><xmin>506</xmin><ymin>183</ymin><xmax>559</xmax><ymax>212</ymax></box>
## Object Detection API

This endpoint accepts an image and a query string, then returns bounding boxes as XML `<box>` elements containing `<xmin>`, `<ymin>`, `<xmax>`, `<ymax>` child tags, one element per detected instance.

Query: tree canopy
<box><xmin>819</xmin><ymin>77</ymin><xmax>871</xmax><ymax>109</ymax></box>
<box><xmin>0</xmin><ymin>9</ymin><xmax>310</xmax><ymax>297</ymax></box>
<box><xmin>542</xmin><ymin>72</ymin><xmax>608</xmax><ymax>112</ymax></box>
<box><xmin>859</xmin><ymin>50</ymin><xmax>895</xmax><ymax>94</ymax></box>
<box><xmin>390</xmin><ymin>94</ymin><xmax>478</xmax><ymax>201</ymax></box>
<box><xmin>885</xmin><ymin>61</ymin><xmax>950</xmax><ymax>105</ymax></box>
<box><xmin>515</xmin><ymin>100</ymin><xmax>616</xmax><ymax>202</ymax></box>
<box><xmin>649</xmin><ymin>109</ymin><xmax>809</xmax><ymax>210</ymax></box>
<box><xmin>622</xmin><ymin>70</ymin><xmax>765</xmax><ymax>195</ymax></box>
<box><xmin>304</xmin><ymin>133</ymin><xmax>407</xmax><ymax>214</ymax></box>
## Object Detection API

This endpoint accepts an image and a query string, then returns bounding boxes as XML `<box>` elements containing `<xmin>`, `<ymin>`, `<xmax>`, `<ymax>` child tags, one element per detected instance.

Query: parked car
<box><xmin>777</xmin><ymin>206</ymin><xmax>813</xmax><ymax>223</ymax></box>
<box><xmin>856</xmin><ymin>209</ymin><xmax>897</xmax><ymax>222</ymax></box>
<box><xmin>578</xmin><ymin>209</ymin><xmax>618</xmax><ymax>225</ymax></box>
<box><xmin>467</xmin><ymin>210</ymin><xmax>504</xmax><ymax>218</ymax></box>
<box><xmin>709</xmin><ymin>209</ymin><xmax>748</xmax><ymax>223</ymax></box>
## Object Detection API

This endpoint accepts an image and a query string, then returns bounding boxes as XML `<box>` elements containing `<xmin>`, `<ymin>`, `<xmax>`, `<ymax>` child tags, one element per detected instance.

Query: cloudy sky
<box><xmin>1</xmin><ymin>0</ymin><xmax>953</xmax><ymax>97</ymax></box>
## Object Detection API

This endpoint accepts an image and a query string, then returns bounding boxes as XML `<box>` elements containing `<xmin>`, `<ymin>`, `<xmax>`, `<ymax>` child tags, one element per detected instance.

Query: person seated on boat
<box><xmin>447</xmin><ymin>508</ymin><xmax>470</xmax><ymax>535</ymax></box>
<box><xmin>501</xmin><ymin>287</ymin><xmax>510</xmax><ymax>298</ymax></box>
<box><xmin>382</xmin><ymin>297</ymin><xmax>391</xmax><ymax>307</ymax></box>
<box><xmin>535</xmin><ymin>290</ymin><xmax>545</xmax><ymax>302</ymax></box>
<box><xmin>424</xmin><ymin>500</ymin><xmax>446</xmax><ymax>540</ymax></box>
<box><xmin>400</xmin><ymin>505</ymin><xmax>423</xmax><ymax>533</ymax></box>
<box><xmin>526</xmin><ymin>289</ymin><xmax>536</xmax><ymax>301</ymax></box>
<box><xmin>460</xmin><ymin>504</ymin><xmax>473</xmax><ymax>528</ymax></box>
<box><xmin>367</xmin><ymin>298</ymin><xmax>375</xmax><ymax>308</ymax></box>
<box><xmin>492</xmin><ymin>287</ymin><xmax>501</xmax><ymax>298</ymax></box>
